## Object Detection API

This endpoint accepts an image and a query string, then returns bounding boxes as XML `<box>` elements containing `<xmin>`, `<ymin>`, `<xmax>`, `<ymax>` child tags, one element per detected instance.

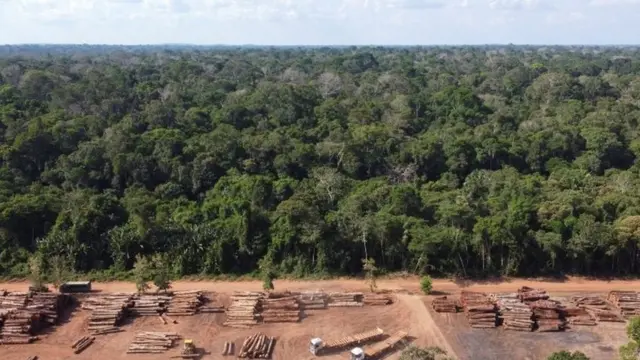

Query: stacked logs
<box><xmin>327</xmin><ymin>292</ymin><xmax>363</xmax><ymax>307</ymax></box>
<box><xmin>518</xmin><ymin>287</ymin><xmax>549</xmax><ymax>303</ymax></box>
<box><xmin>131</xmin><ymin>294</ymin><xmax>169</xmax><ymax>316</ymax></box>
<box><xmin>297</xmin><ymin>291</ymin><xmax>327</xmax><ymax>310</ymax></box>
<box><xmin>238</xmin><ymin>333</ymin><xmax>276</xmax><ymax>359</ymax></box>
<box><xmin>608</xmin><ymin>291</ymin><xmax>640</xmax><ymax>318</ymax></box>
<box><xmin>199</xmin><ymin>292</ymin><xmax>225</xmax><ymax>314</ymax></box>
<box><xmin>224</xmin><ymin>292</ymin><xmax>262</xmax><ymax>328</ymax></box>
<box><xmin>0</xmin><ymin>292</ymin><xmax>29</xmax><ymax>308</ymax></box>
<box><xmin>529</xmin><ymin>300</ymin><xmax>566</xmax><ymax>332</ymax></box>
<box><xmin>563</xmin><ymin>305</ymin><xmax>597</xmax><ymax>326</ymax></box>
<box><xmin>431</xmin><ymin>296</ymin><xmax>458</xmax><ymax>313</ymax></box>
<box><xmin>30</xmin><ymin>292</ymin><xmax>72</xmax><ymax>326</ymax></box>
<box><xmin>260</xmin><ymin>297</ymin><xmax>301</xmax><ymax>323</ymax></box>
<box><xmin>83</xmin><ymin>294</ymin><xmax>133</xmax><ymax>334</ymax></box>
<box><xmin>495</xmin><ymin>294</ymin><xmax>534</xmax><ymax>332</ymax></box>
<box><xmin>72</xmin><ymin>336</ymin><xmax>95</xmax><ymax>354</ymax></box>
<box><xmin>127</xmin><ymin>332</ymin><xmax>180</xmax><ymax>354</ymax></box>
<box><xmin>166</xmin><ymin>291</ymin><xmax>204</xmax><ymax>316</ymax></box>
<box><xmin>0</xmin><ymin>310</ymin><xmax>39</xmax><ymax>344</ymax></box>
<box><xmin>362</xmin><ymin>293</ymin><xmax>393</xmax><ymax>306</ymax></box>
<box><xmin>460</xmin><ymin>291</ymin><xmax>496</xmax><ymax>328</ymax></box>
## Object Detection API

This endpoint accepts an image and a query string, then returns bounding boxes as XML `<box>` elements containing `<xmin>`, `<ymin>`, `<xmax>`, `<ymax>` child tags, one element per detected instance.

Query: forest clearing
<box><xmin>0</xmin><ymin>278</ymin><xmax>635</xmax><ymax>360</ymax></box>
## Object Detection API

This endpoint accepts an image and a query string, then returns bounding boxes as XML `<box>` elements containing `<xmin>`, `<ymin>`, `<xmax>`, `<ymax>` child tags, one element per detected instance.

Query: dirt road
<box><xmin>396</xmin><ymin>294</ymin><xmax>458</xmax><ymax>359</ymax></box>
<box><xmin>1</xmin><ymin>276</ymin><xmax>638</xmax><ymax>294</ymax></box>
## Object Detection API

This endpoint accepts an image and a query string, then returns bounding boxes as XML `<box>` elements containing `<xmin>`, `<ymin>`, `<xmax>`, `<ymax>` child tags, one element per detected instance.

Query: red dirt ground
<box><xmin>0</xmin><ymin>277</ymin><xmax>637</xmax><ymax>360</ymax></box>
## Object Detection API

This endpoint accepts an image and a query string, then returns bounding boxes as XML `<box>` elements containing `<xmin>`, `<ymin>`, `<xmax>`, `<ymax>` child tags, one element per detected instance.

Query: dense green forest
<box><xmin>1</xmin><ymin>45</ymin><xmax>640</xmax><ymax>279</ymax></box>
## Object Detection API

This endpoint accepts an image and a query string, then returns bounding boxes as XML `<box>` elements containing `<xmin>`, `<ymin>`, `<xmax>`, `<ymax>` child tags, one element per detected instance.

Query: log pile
<box><xmin>582</xmin><ymin>305</ymin><xmax>625</xmax><ymax>323</ymax></box>
<box><xmin>127</xmin><ymin>332</ymin><xmax>180</xmax><ymax>354</ymax></box>
<box><xmin>518</xmin><ymin>287</ymin><xmax>549</xmax><ymax>303</ymax></box>
<box><xmin>260</xmin><ymin>297</ymin><xmax>301</xmax><ymax>323</ymax></box>
<box><xmin>131</xmin><ymin>294</ymin><xmax>168</xmax><ymax>316</ymax></box>
<box><xmin>327</xmin><ymin>292</ymin><xmax>363</xmax><ymax>307</ymax></box>
<box><xmin>0</xmin><ymin>310</ymin><xmax>39</xmax><ymax>342</ymax></box>
<box><xmin>0</xmin><ymin>292</ymin><xmax>29</xmax><ymax>308</ymax></box>
<box><xmin>529</xmin><ymin>300</ymin><xmax>566</xmax><ymax>332</ymax></box>
<box><xmin>166</xmin><ymin>291</ymin><xmax>204</xmax><ymax>316</ymax></box>
<box><xmin>460</xmin><ymin>291</ymin><xmax>496</xmax><ymax>328</ymax></box>
<box><xmin>29</xmin><ymin>292</ymin><xmax>72</xmax><ymax>326</ymax></box>
<box><xmin>362</xmin><ymin>293</ymin><xmax>393</xmax><ymax>306</ymax></box>
<box><xmin>72</xmin><ymin>336</ymin><xmax>95</xmax><ymax>354</ymax></box>
<box><xmin>238</xmin><ymin>333</ymin><xmax>276</xmax><ymax>359</ymax></box>
<box><xmin>563</xmin><ymin>306</ymin><xmax>597</xmax><ymax>326</ymax></box>
<box><xmin>495</xmin><ymin>294</ymin><xmax>533</xmax><ymax>332</ymax></box>
<box><xmin>224</xmin><ymin>292</ymin><xmax>263</xmax><ymax>328</ymax></box>
<box><xmin>83</xmin><ymin>294</ymin><xmax>133</xmax><ymax>334</ymax></box>
<box><xmin>431</xmin><ymin>296</ymin><xmax>458</xmax><ymax>313</ymax></box>
<box><xmin>608</xmin><ymin>291</ymin><xmax>640</xmax><ymax>318</ymax></box>
<box><xmin>296</xmin><ymin>291</ymin><xmax>327</xmax><ymax>310</ymax></box>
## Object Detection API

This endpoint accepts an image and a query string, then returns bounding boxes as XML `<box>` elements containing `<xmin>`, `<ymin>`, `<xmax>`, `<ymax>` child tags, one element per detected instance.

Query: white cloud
<box><xmin>0</xmin><ymin>0</ymin><xmax>637</xmax><ymax>44</ymax></box>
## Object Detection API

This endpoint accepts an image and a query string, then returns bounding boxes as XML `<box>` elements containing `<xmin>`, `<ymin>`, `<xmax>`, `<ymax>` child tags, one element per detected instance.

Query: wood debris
<box><xmin>127</xmin><ymin>332</ymin><xmax>181</xmax><ymax>354</ymax></box>
<box><xmin>238</xmin><ymin>333</ymin><xmax>275</xmax><ymax>359</ymax></box>
<box><xmin>518</xmin><ymin>286</ymin><xmax>549</xmax><ymax>303</ymax></box>
<box><xmin>73</xmin><ymin>336</ymin><xmax>96</xmax><ymax>354</ymax></box>
<box><xmin>222</xmin><ymin>341</ymin><xmax>235</xmax><ymax>356</ymax></box>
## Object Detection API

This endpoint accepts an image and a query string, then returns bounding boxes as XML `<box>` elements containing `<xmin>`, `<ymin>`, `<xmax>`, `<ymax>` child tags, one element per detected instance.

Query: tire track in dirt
<box><xmin>396</xmin><ymin>294</ymin><xmax>458</xmax><ymax>359</ymax></box>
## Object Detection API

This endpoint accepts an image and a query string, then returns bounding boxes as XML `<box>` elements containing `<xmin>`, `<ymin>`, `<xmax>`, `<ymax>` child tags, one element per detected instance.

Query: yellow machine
<box><xmin>183</xmin><ymin>339</ymin><xmax>196</xmax><ymax>355</ymax></box>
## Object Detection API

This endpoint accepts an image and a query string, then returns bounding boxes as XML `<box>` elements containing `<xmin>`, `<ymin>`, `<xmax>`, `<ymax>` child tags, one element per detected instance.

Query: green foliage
<box><xmin>546</xmin><ymin>351</ymin><xmax>590</xmax><ymax>360</ymax></box>
<box><xmin>420</xmin><ymin>275</ymin><xmax>433</xmax><ymax>295</ymax></box>
<box><xmin>399</xmin><ymin>345</ymin><xmax>449</xmax><ymax>360</ymax></box>
<box><xmin>628</xmin><ymin>317</ymin><xmax>640</xmax><ymax>343</ymax></box>
<box><xmin>0</xmin><ymin>45</ymin><xmax>640</xmax><ymax>279</ymax></box>
<box><xmin>48</xmin><ymin>255</ymin><xmax>73</xmax><ymax>289</ymax></box>
<box><xmin>133</xmin><ymin>255</ymin><xmax>152</xmax><ymax>294</ymax></box>
<box><xmin>362</xmin><ymin>258</ymin><xmax>378</xmax><ymax>292</ymax></box>
<box><xmin>27</xmin><ymin>254</ymin><xmax>45</xmax><ymax>290</ymax></box>
<box><xmin>619</xmin><ymin>341</ymin><xmax>640</xmax><ymax>360</ymax></box>
<box><xmin>151</xmin><ymin>254</ymin><xmax>172</xmax><ymax>292</ymax></box>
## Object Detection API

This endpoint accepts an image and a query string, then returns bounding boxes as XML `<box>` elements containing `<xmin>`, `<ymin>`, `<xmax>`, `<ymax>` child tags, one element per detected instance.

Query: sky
<box><xmin>0</xmin><ymin>0</ymin><xmax>637</xmax><ymax>45</ymax></box>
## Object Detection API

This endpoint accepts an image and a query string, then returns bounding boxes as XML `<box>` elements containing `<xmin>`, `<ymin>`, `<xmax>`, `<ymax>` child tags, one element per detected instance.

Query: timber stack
<box><xmin>260</xmin><ymin>296</ymin><xmax>301</xmax><ymax>323</ymax></box>
<box><xmin>529</xmin><ymin>300</ymin><xmax>566</xmax><ymax>332</ymax></box>
<box><xmin>83</xmin><ymin>293</ymin><xmax>133</xmax><ymax>334</ymax></box>
<box><xmin>127</xmin><ymin>331</ymin><xmax>180</xmax><ymax>354</ymax></box>
<box><xmin>297</xmin><ymin>291</ymin><xmax>327</xmax><ymax>310</ymax></box>
<box><xmin>224</xmin><ymin>292</ymin><xmax>263</xmax><ymax>328</ymax></box>
<box><xmin>0</xmin><ymin>292</ymin><xmax>29</xmax><ymax>308</ymax></box>
<box><xmin>30</xmin><ymin>292</ymin><xmax>72</xmax><ymax>326</ymax></box>
<box><xmin>431</xmin><ymin>296</ymin><xmax>458</xmax><ymax>313</ymax></box>
<box><xmin>563</xmin><ymin>305</ymin><xmax>597</xmax><ymax>326</ymax></box>
<box><xmin>0</xmin><ymin>310</ymin><xmax>40</xmax><ymax>344</ymax></box>
<box><xmin>495</xmin><ymin>293</ymin><xmax>533</xmax><ymax>332</ymax></box>
<box><xmin>222</xmin><ymin>341</ymin><xmax>235</xmax><ymax>356</ymax></box>
<box><xmin>199</xmin><ymin>292</ymin><xmax>225</xmax><ymax>314</ymax></box>
<box><xmin>131</xmin><ymin>294</ymin><xmax>169</xmax><ymax>316</ymax></box>
<box><xmin>608</xmin><ymin>291</ymin><xmax>640</xmax><ymax>318</ymax></box>
<box><xmin>328</xmin><ymin>292</ymin><xmax>363</xmax><ymax>307</ymax></box>
<box><xmin>363</xmin><ymin>293</ymin><xmax>393</xmax><ymax>306</ymax></box>
<box><xmin>518</xmin><ymin>287</ymin><xmax>549</xmax><ymax>303</ymax></box>
<box><xmin>460</xmin><ymin>291</ymin><xmax>496</xmax><ymax>328</ymax></box>
<box><xmin>238</xmin><ymin>332</ymin><xmax>276</xmax><ymax>359</ymax></box>
<box><xmin>166</xmin><ymin>290</ymin><xmax>204</xmax><ymax>316</ymax></box>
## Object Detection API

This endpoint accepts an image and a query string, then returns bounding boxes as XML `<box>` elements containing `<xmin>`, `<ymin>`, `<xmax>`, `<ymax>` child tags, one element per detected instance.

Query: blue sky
<box><xmin>0</xmin><ymin>0</ymin><xmax>637</xmax><ymax>45</ymax></box>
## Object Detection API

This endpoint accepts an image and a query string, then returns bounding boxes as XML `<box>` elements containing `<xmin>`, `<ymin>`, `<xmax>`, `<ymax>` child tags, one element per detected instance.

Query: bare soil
<box><xmin>0</xmin><ymin>277</ymin><xmax>636</xmax><ymax>360</ymax></box>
